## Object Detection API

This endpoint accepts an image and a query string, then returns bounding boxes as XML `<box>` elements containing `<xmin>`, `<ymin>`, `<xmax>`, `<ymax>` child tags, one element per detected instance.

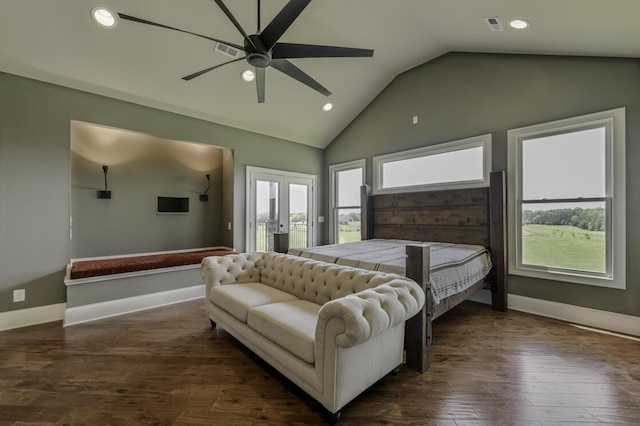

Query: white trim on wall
<box><xmin>507</xmin><ymin>107</ymin><xmax>626</xmax><ymax>289</ymax></box>
<box><xmin>0</xmin><ymin>303</ymin><xmax>66</xmax><ymax>331</ymax></box>
<box><xmin>245</xmin><ymin>166</ymin><xmax>317</xmax><ymax>251</ymax></box>
<box><xmin>468</xmin><ymin>290</ymin><xmax>640</xmax><ymax>337</ymax></box>
<box><xmin>328</xmin><ymin>159</ymin><xmax>366</xmax><ymax>244</ymax></box>
<box><xmin>372</xmin><ymin>133</ymin><xmax>492</xmax><ymax>195</ymax></box>
<box><xmin>64</xmin><ymin>284</ymin><xmax>205</xmax><ymax>327</ymax></box>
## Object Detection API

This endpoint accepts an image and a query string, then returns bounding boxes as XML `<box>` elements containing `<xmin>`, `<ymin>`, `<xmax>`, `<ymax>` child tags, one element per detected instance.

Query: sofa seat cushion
<box><xmin>209</xmin><ymin>283</ymin><xmax>298</xmax><ymax>323</ymax></box>
<box><xmin>247</xmin><ymin>300</ymin><xmax>320</xmax><ymax>364</ymax></box>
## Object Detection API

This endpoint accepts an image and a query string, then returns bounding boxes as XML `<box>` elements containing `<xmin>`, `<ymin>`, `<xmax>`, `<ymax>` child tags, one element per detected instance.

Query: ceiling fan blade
<box><xmin>118</xmin><ymin>13</ymin><xmax>244</xmax><ymax>51</ymax></box>
<box><xmin>270</xmin><ymin>59</ymin><xmax>331</xmax><ymax>96</ymax></box>
<box><xmin>213</xmin><ymin>0</ymin><xmax>258</xmax><ymax>51</ymax></box>
<box><xmin>272</xmin><ymin>43</ymin><xmax>374</xmax><ymax>59</ymax></box>
<box><xmin>182</xmin><ymin>57</ymin><xmax>246</xmax><ymax>81</ymax></box>
<box><xmin>259</xmin><ymin>0</ymin><xmax>311</xmax><ymax>51</ymax></box>
<box><xmin>256</xmin><ymin>67</ymin><xmax>265</xmax><ymax>103</ymax></box>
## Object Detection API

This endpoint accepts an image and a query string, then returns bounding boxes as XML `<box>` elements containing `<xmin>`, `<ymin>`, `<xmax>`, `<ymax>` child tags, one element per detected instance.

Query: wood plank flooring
<box><xmin>1</xmin><ymin>300</ymin><xmax>638</xmax><ymax>425</ymax></box>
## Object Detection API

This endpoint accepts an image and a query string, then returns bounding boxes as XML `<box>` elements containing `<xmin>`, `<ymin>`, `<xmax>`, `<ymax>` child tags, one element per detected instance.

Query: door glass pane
<box><xmin>255</xmin><ymin>180</ymin><xmax>279</xmax><ymax>251</ymax></box>
<box><xmin>522</xmin><ymin>127</ymin><xmax>606</xmax><ymax>199</ymax></box>
<box><xmin>289</xmin><ymin>183</ymin><xmax>308</xmax><ymax>249</ymax></box>
<box><xmin>521</xmin><ymin>201</ymin><xmax>606</xmax><ymax>273</ymax></box>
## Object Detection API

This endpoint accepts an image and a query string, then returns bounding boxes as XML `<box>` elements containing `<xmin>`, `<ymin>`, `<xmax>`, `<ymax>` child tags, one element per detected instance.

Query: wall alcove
<box><xmin>70</xmin><ymin>121</ymin><xmax>233</xmax><ymax>258</ymax></box>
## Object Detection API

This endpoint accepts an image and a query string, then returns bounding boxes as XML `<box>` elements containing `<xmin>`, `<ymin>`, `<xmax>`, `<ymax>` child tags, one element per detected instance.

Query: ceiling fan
<box><xmin>118</xmin><ymin>0</ymin><xmax>374</xmax><ymax>103</ymax></box>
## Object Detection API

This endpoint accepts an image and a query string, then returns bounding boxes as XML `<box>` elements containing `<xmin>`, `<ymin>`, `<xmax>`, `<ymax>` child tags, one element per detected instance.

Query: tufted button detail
<box><xmin>205</xmin><ymin>252</ymin><xmax>424</xmax><ymax>349</ymax></box>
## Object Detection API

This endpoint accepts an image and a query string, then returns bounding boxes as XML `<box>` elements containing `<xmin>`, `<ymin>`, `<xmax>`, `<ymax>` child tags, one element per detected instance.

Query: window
<box><xmin>508</xmin><ymin>108</ymin><xmax>626</xmax><ymax>288</ymax></box>
<box><xmin>329</xmin><ymin>160</ymin><xmax>365</xmax><ymax>244</ymax></box>
<box><xmin>373</xmin><ymin>134</ymin><xmax>492</xmax><ymax>194</ymax></box>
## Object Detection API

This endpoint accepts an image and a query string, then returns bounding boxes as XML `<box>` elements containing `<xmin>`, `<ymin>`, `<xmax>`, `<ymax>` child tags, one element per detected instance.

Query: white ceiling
<box><xmin>1</xmin><ymin>1</ymin><xmax>639</xmax><ymax>149</ymax></box>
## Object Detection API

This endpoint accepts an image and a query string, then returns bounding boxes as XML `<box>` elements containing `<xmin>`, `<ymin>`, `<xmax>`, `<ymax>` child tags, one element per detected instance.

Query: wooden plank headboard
<box><xmin>362</xmin><ymin>171</ymin><xmax>504</xmax><ymax>248</ymax></box>
<box><xmin>362</xmin><ymin>170</ymin><xmax>507</xmax><ymax>312</ymax></box>
<box><xmin>370</xmin><ymin>186</ymin><xmax>490</xmax><ymax>246</ymax></box>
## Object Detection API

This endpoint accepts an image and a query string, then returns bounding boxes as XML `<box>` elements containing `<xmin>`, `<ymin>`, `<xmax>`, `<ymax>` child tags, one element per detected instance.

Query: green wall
<box><xmin>71</xmin><ymin>123</ymin><xmax>225</xmax><ymax>258</ymax></box>
<box><xmin>326</xmin><ymin>53</ymin><xmax>640</xmax><ymax>317</ymax></box>
<box><xmin>0</xmin><ymin>72</ymin><xmax>323</xmax><ymax>314</ymax></box>
<box><xmin>3</xmin><ymin>53</ymin><xmax>638</xmax><ymax>319</ymax></box>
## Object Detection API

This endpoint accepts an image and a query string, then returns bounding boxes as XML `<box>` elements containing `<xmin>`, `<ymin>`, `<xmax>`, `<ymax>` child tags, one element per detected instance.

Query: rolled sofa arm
<box><xmin>201</xmin><ymin>253</ymin><xmax>264</xmax><ymax>286</ymax></box>
<box><xmin>317</xmin><ymin>279</ymin><xmax>425</xmax><ymax>348</ymax></box>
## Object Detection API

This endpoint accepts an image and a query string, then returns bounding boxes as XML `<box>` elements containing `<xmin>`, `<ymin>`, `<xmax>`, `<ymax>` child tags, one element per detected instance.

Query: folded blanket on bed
<box><xmin>288</xmin><ymin>239</ymin><xmax>491</xmax><ymax>304</ymax></box>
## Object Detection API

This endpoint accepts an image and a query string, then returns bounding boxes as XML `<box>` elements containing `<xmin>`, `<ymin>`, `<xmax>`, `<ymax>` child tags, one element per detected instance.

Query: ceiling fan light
<box><xmin>323</xmin><ymin>103</ymin><xmax>333</xmax><ymax>112</ymax></box>
<box><xmin>509</xmin><ymin>19</ymin><xmax>530</xmax><ymax>30</ymax></box>
<box><xmin>241</xmin><ymin>69</ymin><xmax>255</xmax><ymax>82</ymax></box>
<box><xmin>91</xmin><ymin>7</ymin><xmax>117</xmax><ymax>28</ymax></box>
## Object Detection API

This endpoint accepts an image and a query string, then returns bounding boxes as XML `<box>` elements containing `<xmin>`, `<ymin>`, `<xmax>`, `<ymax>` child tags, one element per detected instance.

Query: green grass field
<box><xmin>522</xmin><ymin>224</ymin><xmax>605</xmax><ymax>272</ymax></box>
<box><xmin>338</xmin><ymin>222</ymin><xmax>361</xmax><ymax>243</ymax></box>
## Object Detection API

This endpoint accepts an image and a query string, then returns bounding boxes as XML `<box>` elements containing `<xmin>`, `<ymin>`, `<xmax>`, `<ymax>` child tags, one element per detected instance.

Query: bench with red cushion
<box><xmin>70</xmin><ymin>248</ymin><xmax>237</xmax><ymax>280</ymax></box>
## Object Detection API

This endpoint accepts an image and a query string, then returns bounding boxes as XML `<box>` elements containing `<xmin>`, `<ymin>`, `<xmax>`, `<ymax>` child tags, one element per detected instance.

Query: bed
<box><xmin>274</xmin><ymin>170</ymin><xmax>507</xmax><ymax>373</ymax></box>
<box><xmin>288</xmin><ymin>239</ymin><xmax>492</xmax><ymax>306</ymax></box>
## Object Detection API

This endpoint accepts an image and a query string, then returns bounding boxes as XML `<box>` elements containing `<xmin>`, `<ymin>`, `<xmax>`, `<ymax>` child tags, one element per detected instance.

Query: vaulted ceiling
<box><xmin>1</xmin><ymin>1</ymin><xmax>639</xmax><ymax>148</ymax></box>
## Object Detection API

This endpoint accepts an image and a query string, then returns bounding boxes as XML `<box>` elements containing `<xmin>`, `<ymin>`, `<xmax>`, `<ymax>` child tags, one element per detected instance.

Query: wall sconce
<box><xmin>98</xmin><ymin>165</ymin><xmax>112</xmax><ymax>199</ymax></box>
<box><xmin>199</xmin><ymin>174</ymin><xmax>211</xmax><ymax>202</ymax></box>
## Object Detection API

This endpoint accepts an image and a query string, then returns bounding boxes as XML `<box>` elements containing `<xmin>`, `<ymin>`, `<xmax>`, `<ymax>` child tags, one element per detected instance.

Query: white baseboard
<box><xmin>0</xmin><ymin>303</ymin><xmax>66</xmax><ymax>331</ymax></box>
<box><xmin>468</xmin><ymin>289</ymin><xmax>640</xmax><ymax>337</ymax></box>
<box><xmin>64</xmin><ymin>284</ymin><xmax>205</xmax><ymax>327</ymax></box>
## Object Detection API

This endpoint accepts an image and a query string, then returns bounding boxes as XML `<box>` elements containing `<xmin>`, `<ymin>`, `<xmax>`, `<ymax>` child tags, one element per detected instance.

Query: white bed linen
<box><xmin>288</xmin><ymin>239</ymin><xmax>491</xmax><ymax>304</ymax></box>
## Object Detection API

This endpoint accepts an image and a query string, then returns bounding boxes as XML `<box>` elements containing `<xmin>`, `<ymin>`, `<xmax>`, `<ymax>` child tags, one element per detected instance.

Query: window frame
<box><xmin>328</xmin><ymin>159</ymin><xmax>365</xmax><ymax>244</ymax></box>
<box><xmin>372</xmin><ymin>134</ymin><xmax>492</xmax><ymax>195</ymax></box>
<box><xmin>507</xmin><ymin>107</ymin><xmax>626</xmax><ymax>289</ymax></box>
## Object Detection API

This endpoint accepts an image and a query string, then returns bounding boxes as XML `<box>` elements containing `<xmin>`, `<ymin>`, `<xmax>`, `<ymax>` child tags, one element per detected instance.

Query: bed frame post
<box><xmin>360</xmin><ymin>184</ymin><xmax>372</xmax><ymax>240</ymax></box>
<box><xmin>489</xmin><ymin>171</ymin><xmax>508</xmax><ymax>312</ymax></box>
<box><xmin>404</xmin><ymin>244</ymin><xmax>430</xmax><ymax>373</ymax></box>
<box><xmin>273</xmin><ymin>232</ymin><xmax>289</xmax><ymax>254</ymax></box>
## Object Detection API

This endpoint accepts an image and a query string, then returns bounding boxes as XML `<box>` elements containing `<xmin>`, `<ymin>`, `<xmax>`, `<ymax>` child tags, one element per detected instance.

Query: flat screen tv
<box><xmin>157</xmin><ymin>196</ymin><xmax>189</xmax><ymax>213</ymax></box>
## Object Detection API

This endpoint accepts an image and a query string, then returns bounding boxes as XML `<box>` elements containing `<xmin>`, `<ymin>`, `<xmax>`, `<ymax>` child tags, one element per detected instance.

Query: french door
<box><xmin>247</xmin><ymin>167</ymin><xmax>316</xmax><ymax>252</ymax></box>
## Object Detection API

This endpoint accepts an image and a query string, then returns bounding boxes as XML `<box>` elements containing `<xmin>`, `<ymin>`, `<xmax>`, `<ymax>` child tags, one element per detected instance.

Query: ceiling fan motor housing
<box><xmin>118</xmin><ymin>0</ymin><xmax>373</xmax><ymax>102</ymax></box>
<box><xmin>245</xmin><ymin>35</ymin><xmax>270</xmax><ymax>68</ymax></box>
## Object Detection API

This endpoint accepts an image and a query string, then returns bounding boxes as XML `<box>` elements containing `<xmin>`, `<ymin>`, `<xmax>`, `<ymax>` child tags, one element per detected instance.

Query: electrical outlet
<box><xmin>13</xmin><ymin>289</ymin><xmax>25</xmax><ymax>303</ymax></box>
<box><xmin>412</xmin><ymin>115</ymin><xmax>419</xmax><ymax>125</ymax></box>
<box><xmin>227</xmin><ymin>222</ymin><xmax>232</xmax><ymax>231</ymax></box>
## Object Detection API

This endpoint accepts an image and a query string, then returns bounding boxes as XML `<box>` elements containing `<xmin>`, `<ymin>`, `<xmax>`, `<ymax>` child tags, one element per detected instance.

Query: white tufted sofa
<box><xmin>201</xmin><ymin>252</ymin><xmax>424</xmax><ymax>415</ymax></box>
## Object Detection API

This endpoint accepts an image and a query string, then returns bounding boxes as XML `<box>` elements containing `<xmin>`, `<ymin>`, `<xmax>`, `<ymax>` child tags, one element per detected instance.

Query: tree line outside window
<box><xmin>522</xmin><ymin>207</ymin><xmax>604</xmax><ymax>231</ymax></box>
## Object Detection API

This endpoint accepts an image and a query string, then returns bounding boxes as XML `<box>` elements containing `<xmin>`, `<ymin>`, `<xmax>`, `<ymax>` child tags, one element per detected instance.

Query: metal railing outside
<box><xmin>256</xmin><ymin>222</ymin><xmax>308</xmax><ymax>251</ymax></box>
<box><xmin>288</xmin><ymin>223</ymin><xmax>307</xmax><ymax>249</ymax></box>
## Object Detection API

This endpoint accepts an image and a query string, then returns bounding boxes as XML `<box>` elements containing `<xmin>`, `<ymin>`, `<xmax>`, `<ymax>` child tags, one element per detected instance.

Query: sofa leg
<box><xmin>327</xmin><ymin>409</ymin><xmax>341</xmax><ymax>424</ymax></box>
<box><xmin>391</xmin><ymin>365</ymin><xmax>401</xmax><ymax>375</ymax></box>
<box><xmin>209</xmin><ymin>319</ymin><xmax>216</xmax><ymax>329</ymax></box>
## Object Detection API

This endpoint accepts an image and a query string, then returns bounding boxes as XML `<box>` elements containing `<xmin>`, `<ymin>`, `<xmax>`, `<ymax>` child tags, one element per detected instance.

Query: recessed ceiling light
<box><xmin>91</xmin><ymin>7</ymin><xmax>117</xmax><ymax>28</ymax></box>
<box><xmin>323</xmin><ymin>103</ymin><xmax>333</xmax><ymax>112</ymax></box>
<box><xmin>241</xmin><ymin>69</ymin><xmax>255</xmax><ymax>82</ymax></box>
<box><xmin>510</xmin><ymin>19</ymin><xmax>530</xmax><ymax>30</ymax></box>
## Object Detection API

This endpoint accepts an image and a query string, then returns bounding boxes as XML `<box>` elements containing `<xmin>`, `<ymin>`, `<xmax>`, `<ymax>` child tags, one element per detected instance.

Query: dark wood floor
<box><xmin>1</xmin><ymin>300</ymin><xmax>638</xmax><ymax>425</ymax></box>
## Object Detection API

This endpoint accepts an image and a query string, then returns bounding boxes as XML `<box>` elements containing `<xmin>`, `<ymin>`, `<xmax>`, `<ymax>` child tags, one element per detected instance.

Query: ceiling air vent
<box><xmin>215</xmin><ymin>42</ymin><xmax>242</xmax><ymax>58</ymax></box>
<box><xmin>485</xmin><ymin>17</ymin><xmax>504</xmax><ymax>32</ymax></box>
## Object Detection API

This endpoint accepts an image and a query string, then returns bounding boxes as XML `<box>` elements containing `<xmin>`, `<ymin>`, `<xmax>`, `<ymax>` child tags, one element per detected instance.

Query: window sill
<box><xmin>509</xmin><ymin>265</ymin><xmax>626</xmax><ymax>290</ymax></box>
